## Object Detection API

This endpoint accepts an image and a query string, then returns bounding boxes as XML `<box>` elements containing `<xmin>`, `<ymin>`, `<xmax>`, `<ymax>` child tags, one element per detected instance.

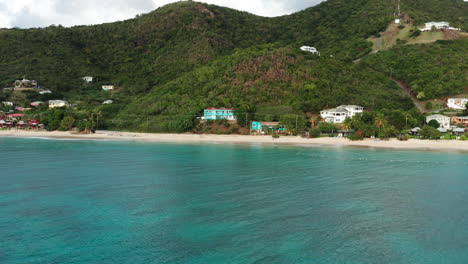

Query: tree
<box><xmin>342</xmin><ymin>118</ymin><xmax>352</xmax><ymax>130</ymax></box>
<box><xmin>374</xmin><ymin>113</ymin><xmax>386</xmax><ymax>134</ymax></box>
<box><xmin>59</xmin><ymin>116</ymin><xmax>75</xmax><ymax>131</ymax></box>
<box><xmin>280</xmin><ymin>114</ymin><xmax>307</xmax><ymax>135</ymax></box>
<box><xmin>379</xmin><ymin>125</ymin><xmax>398</xmax><ymax>139</ymax></box>
<box><xmin>462</xmin><ymin>103</ymin><xmax>468</xmax><ymax>116</ymax></box>
<box><xmin>316</xmin><ymin>122</ymin><xmax>337</xmax><ymax>134</ymax></box>
<box><xmin>419</xmin><ymin>125</ymin><xmax>442</xmax><ymax>139</ymax></box>
<box><xmin>427</xmin><ymin>119</ymin><xmax>440</xmax><ymax>128</ymax></box>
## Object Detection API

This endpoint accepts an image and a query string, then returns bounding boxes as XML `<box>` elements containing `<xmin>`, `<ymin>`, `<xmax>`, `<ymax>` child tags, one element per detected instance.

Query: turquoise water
<box><xmin>1</xmin><ymin>138</ymin><xmax>467</xmax><ymax>264</ymax></box>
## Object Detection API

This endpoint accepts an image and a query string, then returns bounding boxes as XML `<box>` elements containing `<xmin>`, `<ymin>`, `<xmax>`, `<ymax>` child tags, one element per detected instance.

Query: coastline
<box><xmin>1</xmin><ymin>130</ymin><xmax>468</xmax><ymax>152</ymax></box>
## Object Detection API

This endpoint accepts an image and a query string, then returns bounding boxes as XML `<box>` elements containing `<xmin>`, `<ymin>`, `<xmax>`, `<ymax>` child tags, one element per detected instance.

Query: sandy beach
<box><xmin>1</xmin><ymin>129</ymin><xmax>468</xmax><ymax>151</ymax></box>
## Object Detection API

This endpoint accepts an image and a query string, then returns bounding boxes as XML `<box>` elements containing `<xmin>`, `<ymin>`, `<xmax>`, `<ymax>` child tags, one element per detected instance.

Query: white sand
<box><xmin>1</xmin><ymin>130</ymin><xmax>467</xmax><ymax>151</ymax></box>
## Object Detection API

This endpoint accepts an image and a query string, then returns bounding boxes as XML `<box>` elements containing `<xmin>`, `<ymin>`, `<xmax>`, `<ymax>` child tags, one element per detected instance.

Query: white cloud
<box><xmin>0</xmin><ymin>0</ymin><xmax>322</xmax><ymax>28</ymax></box>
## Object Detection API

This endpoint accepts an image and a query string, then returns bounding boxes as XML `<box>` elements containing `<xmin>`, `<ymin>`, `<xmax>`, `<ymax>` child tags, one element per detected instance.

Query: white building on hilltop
<box><xmin>49</xmin><ymin>100</ymin><xmax>69</xmax><ymax>109</ymax></box>
<box><xmin>82</xmin><ymin>76</ymin><xmax>93</xmax><ymax>83</ymax></box>
<box><xmin>320</xmin><ymin>105</ymin><xmax>364</xmax><ymax>124</ymax></box>
<box><xmin>426</xmin><ymin>114</ymin><xmax>451</xmax><ymax>129</ymax></box>
<box><xmin>102</xmin><ymin>85</ymin><xmax>114</xmax><ymax>91</ymax></box>
<box><xmin>447</xmin><ymin>98</ymin><xmax>468</xmax><ymax>110</ymax></box>
<box><xmin>420</xmin><ymin>22</ymin><xmax>460</xmax><ymax>32</ymax></box>
<box><xmin>300</xmin><ymin>46</ymin><xmax>320</xmax><ymax>55</ymax></box>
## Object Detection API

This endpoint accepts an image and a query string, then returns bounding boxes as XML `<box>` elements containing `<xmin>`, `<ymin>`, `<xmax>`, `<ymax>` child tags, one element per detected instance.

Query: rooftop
<box><xmin>427</xmin><ymin>114</ymin><xmax>450</xmax><ymax>118</ymax></box>
<box><xmin>205</xmin><ymin>107</ymin><xmax>235</xmax><ymax>110</ymax></box>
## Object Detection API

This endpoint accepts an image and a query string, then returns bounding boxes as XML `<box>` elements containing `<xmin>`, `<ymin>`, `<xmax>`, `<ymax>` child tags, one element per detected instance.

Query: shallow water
<box><xmin>1</xmin><ymin>138</ymin><xmax>467</xmax><ymax>264</ymax></box>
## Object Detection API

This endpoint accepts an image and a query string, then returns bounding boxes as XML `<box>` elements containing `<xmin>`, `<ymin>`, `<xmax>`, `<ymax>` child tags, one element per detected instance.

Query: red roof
<box><xmin>6</xmin><ymin>114</ymin><xmax>24</xmax><ymax>117</ymax></box>
<box><xmin>205</xmin><ymin>107</ymin><xmax>235</xmax><ymax>110</ymax></box>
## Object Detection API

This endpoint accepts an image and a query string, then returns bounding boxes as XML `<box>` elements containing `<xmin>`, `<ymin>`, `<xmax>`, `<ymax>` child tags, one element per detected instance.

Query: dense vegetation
<box><xmin>111</xmin><ymin>45</ymin><xmax>413</xmax><ymax>132</ymax></box>
<box><xmin>362</xmin><ymin>40</ymin><xmax>468</xmax><ymax>99</ymax></box>
<box><xmin>0</xmin><ymin>0</ymin><xmax>466</xmax><ymax>132</ymax></box>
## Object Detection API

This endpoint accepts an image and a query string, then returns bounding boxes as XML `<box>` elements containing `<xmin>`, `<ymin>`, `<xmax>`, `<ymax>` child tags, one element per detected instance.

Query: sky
<box><xmin>0</xmin><ymin>0</ymin><xmax>323</xmax><ymax>29</ymax></box>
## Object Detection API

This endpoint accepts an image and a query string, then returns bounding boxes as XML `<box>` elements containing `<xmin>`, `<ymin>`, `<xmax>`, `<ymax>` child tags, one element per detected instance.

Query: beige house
<box><xmin>451</xmin><ymin>116</ymin><xmax>468</xmax><ymax>127</ymax></box>
<box><xmin>102</xmin><ymin>85</ymin><xmax>114</xmax><ymax>91</ymax></box>
<box><xmin>49</xmin><ymin>100</ymin><xmax>69</xmax><ymax>109</ymax></box>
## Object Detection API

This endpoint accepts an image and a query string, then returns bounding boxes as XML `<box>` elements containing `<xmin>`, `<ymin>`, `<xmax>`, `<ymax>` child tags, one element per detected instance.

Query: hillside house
<box><xmin>102</xmin><ymin>85</ymin><xmax>114</xmax><ymax>91</ymax></box>
<box><xmin>426</xmin><ymin>114</ymin><xmax>450</xmax><ymax>129</ymax></box>
<box><xmin>451</xmin><ymin>116</ymin><xmax>468</xmax><ymax>126</ymax></box>
<box><xmin>39</xmin><ymin>90</ymin><xmax>52</xmax><ymax>94</ymax></box>
<box><xmin>420</xmin><ymin>22</ymin><xmax>460</xmax><ymax>32</ymax></box>
<box><xmin>103</xmin><ymin>100</ymin><xmax>113</xmax><ymax>105</ymax></box>
<box><xmin>447</xmin><ymin>98</ymin><xmax>468</xmax><ymax>110</ymax></box>
<box><xmin>14</xmin><ymin>78</ymin><xmax>38</xmax><ymax>91</ymax></box>
<box><xmin>251</xmin><ymin>121</ymin><xmax>286</xmax><ymax>134</ymax></box>
<box><xmin>452</xmin><ymin>127</ymin><xmax>466</xmax><ymax>136</ymax></box>
<box><xmin>82</xmin><ymin>76</ymin><xmax>94</xmax><ymax>83</ymax></box>
<box><xmin>2</xmin><ymin>101</ymin><xmax>13</xmax><ymax>107</ymax></box>
<box><xmin>49</xmin><ymin>100</ymin><xmax>69</xmax><ymax>109</ymax></box>
<box><xmin>202</xmin><ymin>108</ymin><xmax>236</xmax><ymax>121</ymax></box>
<box><xmin>31</xmin><ymin>101</ymin><xmax>44</xmax><ymax>107</ymax></box>
<box><xmin>300</xmin><ymin>46</ymin><xmax>320</xmax><ymax>55</ymax></box>
<box><xmin>320</xmin><ymin>105</ymin><xmax>364</xmax><ymax>124</ymax></box>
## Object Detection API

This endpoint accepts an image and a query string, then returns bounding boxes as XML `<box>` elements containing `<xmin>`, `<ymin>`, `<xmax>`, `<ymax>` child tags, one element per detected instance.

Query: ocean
<box><xmin>0</xmin><ymin>137</ymin><xmax>467</xmax><ymax>264</ymax></box>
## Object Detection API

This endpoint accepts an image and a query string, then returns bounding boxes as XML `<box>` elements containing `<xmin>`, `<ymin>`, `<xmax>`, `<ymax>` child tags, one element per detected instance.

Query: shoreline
<box><xmin>1</xmin><ymin>130</ymin><xmax>468</xmax><ymax>152</ymax></box>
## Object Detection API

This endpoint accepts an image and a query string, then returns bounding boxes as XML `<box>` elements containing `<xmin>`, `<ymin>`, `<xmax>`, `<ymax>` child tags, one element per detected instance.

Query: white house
<box><xmin>14</xmin><ymin>78</ymin><xmax>38</xmax><ymax>90</ymax></box>
<box><xmin>2</xmin><ymin>101</ymin><xmax>14</xmax><ymax>106</ymax></box>
<box><xmin>447</xmin><ymin>98</ymin><xmax>468</xmax><ymax>110</ymax></box>
<box><xmin>426</xmin><ymin>114</ymin><xmax>451</xmax><ymax>129</ymax></box>
<box><xmin>82</xmin><ymin>76</ymin><xmax>93</xmax><ymax>83</ymax></box>
<box><xmin>300</xmin><ymin>46</ymin><xmax>320</xmax><ymax>55</ymax></box>
<box><xmin>420</xmin><ymin>22</ymin><xmax>460</xmax><ymax>32</ymax></box>
<box><xmin>320</xmin><ymin>105</ymin><xmax>364</xmax><ymax>124</ymax></box>
<box><xmin>39</xmin><ymin>89</ymin><xmax>52</xmax><ymax>94</ymax></box>
<box><xmin>103</xmin><ymin>100</ymin><xmax>113</xmax><ymax>105</ymax></box>
<box><xmin>49</xmin><ymin>100</ymin><xmax>69</xmax><ymax>109</ymax></box>
<box><xmin>102</xmin><ymin>85</ymin><xmax>114</xmax><ymax>91</ymax></box>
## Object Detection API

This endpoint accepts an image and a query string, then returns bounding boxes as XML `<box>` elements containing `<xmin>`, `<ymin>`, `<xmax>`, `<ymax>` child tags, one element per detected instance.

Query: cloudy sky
<box><xmin>0</xmin><ymin>0</ymin><xmax>322</xmax><ymax>29</ymax></box>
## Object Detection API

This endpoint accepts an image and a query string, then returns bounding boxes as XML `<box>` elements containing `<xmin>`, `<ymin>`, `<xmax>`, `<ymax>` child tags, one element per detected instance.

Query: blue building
<box><xmin>202</xmin><ymin>108</ymin><xmax>236</xmax><ymax>121</ymax></box>
<box><xmin>251</xmin><ymin>121</ymin><xmax>286</xmax><ymax>133</ymax></box>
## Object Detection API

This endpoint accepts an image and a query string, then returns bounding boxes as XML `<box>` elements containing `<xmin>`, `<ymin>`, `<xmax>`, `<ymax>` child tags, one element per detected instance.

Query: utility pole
<box><xmin>96</xmin><ymin>112</ymin><xmax>100</xmax><ymax>131</ymax></box>
<box><xmin>405</xmin><ymin>114</ymin><xmax>408</xmax><ymax>130</ymax></box>
<box><xmin>296</xmin><ymin>115</ymin><xmax>298</xmax><ymax>134</ymax></box>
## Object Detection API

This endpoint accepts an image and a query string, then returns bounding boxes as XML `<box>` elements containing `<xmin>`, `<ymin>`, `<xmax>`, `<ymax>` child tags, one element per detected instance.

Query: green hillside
<box><xmin>0</xmin><ymin>0</ymin><xmax>466</xmax><ymax>132</ymax></box>
<box><xmin>362</xmin><ymin>39</ymin><xmax>468</xmax><ymax>99</ymax></box>
<box><xmin>111</xmin><ymin>45</ymin><xmax>412</xmax><ymax>132</ymax></box>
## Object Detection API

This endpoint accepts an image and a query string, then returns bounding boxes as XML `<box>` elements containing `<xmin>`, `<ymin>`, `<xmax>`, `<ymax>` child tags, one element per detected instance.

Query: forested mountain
<box><xmin>0</xmin><ymin>0</ymin><xmax>466</xmax><ymax>132</ymax></box>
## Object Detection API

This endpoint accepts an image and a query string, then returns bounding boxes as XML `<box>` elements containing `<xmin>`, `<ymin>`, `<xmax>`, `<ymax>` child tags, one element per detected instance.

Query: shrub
<box><xmin>379</xmin><ymin>125</ymin><xmax>398</xmax><ymax>140</ymax></box>
<box><xmin>398</xmin><ymin>134</ymin><xmax>409</xmax><ymax>141</ymax></box>
<box><xmin>419</xmin><ymin>125</ymin><xmax>442</xmax><ymax>139</ymax></box>
<box><xmin>460</xmin><ymin>133</ymin><xmax>468</xmax><ymax>140</ymax></box>
<box><xmin>348</xmin><ymin>130</ymin><xmax>364</xmax><ymax>141</ymax></box>
<box><xmin>272</xmin><ymin>134</ymin><xmax>280</xmax><ymax>139</ymax></box>
<box><xmin>309</xmin><ymin>128</ymin><xmax>321</xmax><ymax>138</ymax></box>
<box><xmin>410</xmin><ymin>29</ymin><xmax>421</xmax><ymax>38</ymax></box>
<box><xmin>425</xmin><ymin>102</ymin><xmax>433</xmax><ymax>110</ymax></box>
<box><xmin>427</xmin><ymin>119</ymin><xmax>440</xmax><ymax>128</ymax></box>
<box><xmin>230</xmin><ymin>126</ymin><xmax>239</xmax><ymax>134</ymax></box>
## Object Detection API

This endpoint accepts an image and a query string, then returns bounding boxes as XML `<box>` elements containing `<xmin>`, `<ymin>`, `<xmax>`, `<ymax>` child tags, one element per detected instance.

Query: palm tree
<box><xmin>374</xmin><ymin>113</ymin><xmax>386</xmax><ymax>135</ymax></box>
<box><xmin>342</xmin><ymin>118</ymin><xmax>352</xmax><ymax>131</ymax></box>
